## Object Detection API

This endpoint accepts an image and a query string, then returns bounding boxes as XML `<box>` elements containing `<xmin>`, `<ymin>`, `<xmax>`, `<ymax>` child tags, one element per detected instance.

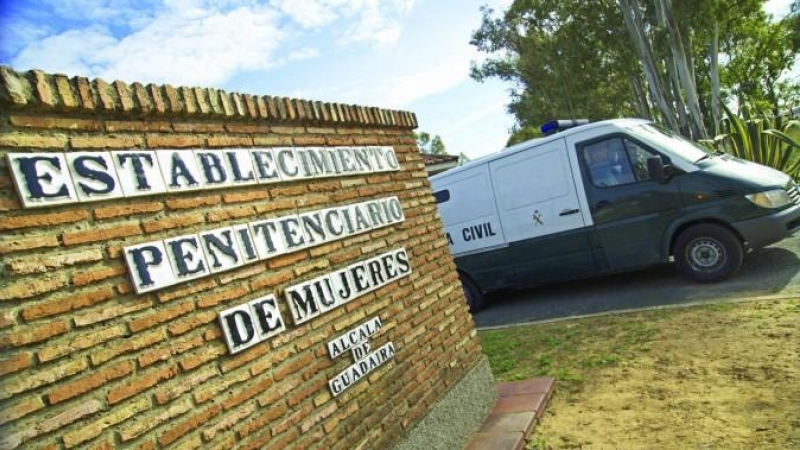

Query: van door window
<box><xmin>581</xmin><ymin>137</ymin><xmax>662</xmax><ymax>187</ymax></box>
<box><xmin>581</xmin><ymin>138</ymin><xmax>636</xmax><ymax>187</ymax></box>
<box><xmin>623</xmin><ymin>140</ymin><xmax>661</xmax><ymax>182</ymax></box>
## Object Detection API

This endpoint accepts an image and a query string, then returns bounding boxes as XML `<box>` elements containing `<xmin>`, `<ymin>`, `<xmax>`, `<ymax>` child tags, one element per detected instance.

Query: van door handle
<box><xmin>559</xmin><ymin>208</ymin><xmax>580</xmax><ymax>216</ymax></box>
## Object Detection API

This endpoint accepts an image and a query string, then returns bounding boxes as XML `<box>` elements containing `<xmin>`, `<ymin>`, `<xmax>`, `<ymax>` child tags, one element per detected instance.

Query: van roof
<box><xmin>431</xmin><ymin>118</ymin><xmax>650</xmax><ymax>181</ymax></box>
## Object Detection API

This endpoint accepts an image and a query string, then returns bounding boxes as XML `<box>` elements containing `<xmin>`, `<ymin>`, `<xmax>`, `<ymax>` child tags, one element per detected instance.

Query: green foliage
<box><xmin>471</xmin><ymin>0</ymin><xmax>799</xmax><ymax>139</ymax></box>
<box><xmin>470</xmin><ymin>1</ymin><xmax>637</xmax><ymax>130</ymax></box>
<box><xmin>708</xmin><ymin>105</ymin><xmax>800</xmax><ymax>180</ymax></box>
<box><xmin>721</xmin><ymin>10</ymin><xmax>800</xmax><ymax>115</ymax></box>
<box><xmin>414</xmin><ymin>131</ymin><xmax>447</xmax><ymax>155</ymax></box>
<box><xmin>507</xmin><ymin>124</ymin><xmax>544</xmax><ymax>146</ymax></box>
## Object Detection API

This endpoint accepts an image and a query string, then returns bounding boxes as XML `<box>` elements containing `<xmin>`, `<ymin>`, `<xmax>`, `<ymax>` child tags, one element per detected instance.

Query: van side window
<box><xmin>581</xmin><ymin>138</ymin><xmax>636</xmax><ymax>187</ymax></box>
<box><xmin>433</xmin><ymin>190</ymin><xmax>450</xmax><ymax>204</ymax></box>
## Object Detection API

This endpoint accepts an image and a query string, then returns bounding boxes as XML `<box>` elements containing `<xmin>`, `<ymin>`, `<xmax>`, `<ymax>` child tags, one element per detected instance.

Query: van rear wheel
<box><xmin>674</xmin><ymin>224</ymin><xmax>743</xmax><ymax>282</ymax></box>
<box><xmin>459</xmin><ymin>273</ymin><xmax>485</xmax><ymax>313</ymax></box>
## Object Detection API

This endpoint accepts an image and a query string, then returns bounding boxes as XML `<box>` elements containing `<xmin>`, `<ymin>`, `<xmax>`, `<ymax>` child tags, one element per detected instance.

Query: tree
<box><xmin>471</xmin><ymin>0</ymin><xmax>799</xmax><ymax>142</ymax></box>
<box><xmin>721</xmin><ymin>10</ymin><xmax>800</xmax><ymax>116</ymax></box>
<box><xmin>471</xmin><ymin>1</ymin><xmax>638</xmax><ymax>143</ymax></box>
<box><xmin>415</xmin><ymin>132</ymin><xmax>448</xmax><ymax>154</ymax></box>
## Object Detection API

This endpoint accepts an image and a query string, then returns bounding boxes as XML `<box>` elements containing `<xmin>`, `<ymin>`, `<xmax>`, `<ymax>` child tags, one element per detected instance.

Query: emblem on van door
<box><xmin>532</xmin><ymin>210</ymin><xmax>543</xmax><ymax>226</ymax></box>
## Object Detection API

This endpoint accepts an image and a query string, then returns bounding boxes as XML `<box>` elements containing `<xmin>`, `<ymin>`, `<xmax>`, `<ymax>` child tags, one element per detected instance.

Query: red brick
<box><xmin>138</xmin><ymin>334</ymin><xmax>203</xmax><ymax>367</ymax></box>
<box><xmin>207</xmin><ymin>136</ymin><xmax>253</xmax><ymax>147</ymax></box>
<box><xmin>222</xmin><ymin>190</ymin><xmax>268</xmax><ymax>204</ymax></box>
<box><xmin>293</xmin><ymin>136</ymin><xmax>327</xmax><ymax>146</ymax></box>
<box><xmin>165</xmin><ymin>195</ymin><xmax>220</xmax><ymax>210</ymax></box>
<box><xmin>142</xmin><ymin>212</ymin><xmax>204</xmax><ymax>233</ymax></box>
<box><xmin>72</xmin><ymin>265</ymin><xmax>127</xmax><ymax>287</ymax></box>
<box><xmin>114</xmin><ymin>80</ymin><xmax>134</xmax><ymax>112</ymax></box>
<box><xmin>167</xmin><ymin>311</ymin><xmax>216</xmax><ymax>336</ymax></box>
<box><xmin>269</xmin><ymin>185</ymin><xmax>307</xmax><ymax>197</ymax></box>
<box><xmin>252</xmin><ymin>135</ymin><xmax>293</xmax><ymax>146</ymax></box>
<box><xmin>146</xmin><ymin>135</ymin><xmax>205</xmax><ymax>148</ymax></box>
<box><xmin>0</xmin><ymin>319</ymin><xmax>69</xmax><ymax>347</ymax></box>
<box><xmin>197</xmin><ymin>285</ymin><xmax>248</xmax><ymax>309</ymax></box>
<box><xmin>225</xmin><ymin>123</ymin><xmax>264</xmax><ymax>134</ymax></box>
<box><xmin>71</xmin><ymin>135</ymin><xmax>141</xmax><ymax>149</ymax></box>
<box><xmin>177</xmin><ymin>345</ymin><xmax>226</xmax><ymax>372</ymax></box>
<box><xmin>0</xmin><ymin>352</ymin><xmax>32</xmax><ymax>376</ymax></box>
<box><xmin>129</xmin><ymin>301</ymin><xmax>195</xmax><ymax>332</ymax></box>
<box><xmin>132</xmin><ymin>83</ymin><xmax>152</xmax><ymax>113</ymax></box>
<box><xmin>173</xmin><ymin>122</ymin><xmax>224</xmax><ymax>133</ymax></box>
<box><xmin>8</xmin><ymin>248</ymin><xmax>103</xmax><ymax>275</ymax></box>
<box><xmin>9</xmin><ymin>114</ymin><xmax>102</xmax><ymax>131</ymax></box>
<box><xmin>73</xmin><ymin>76</ymin><xmax>95</xmax><ymax>110</ymax></box>
<box><xmin>237</xmin><ymin>403</ymin><xmax>288</xmax><ymax>439</ymax></box>
<box><xmin>73</xmin><ymin>297</ymin><xmax>151</xmax><ymax>327</ymax></box>
<box><xmin>0</xmin><ymin>195</ymin><xmax>21</xmax><ymax>211</ymax></box>
<box><xmin>273</xmin><ymin>352</ymin><xmax>315</xmax><ymax>382</ymax></box>
<box><xmin>91</xmin><ymin>329</ymin><xmax>166</xmax><ymax>366</ymax></box>
<box><xmin>37</xmin><ymin>325</ymin><xmax>126</xmax><ymax>362</ymax></box>
<box><xmin>0</xmin><ymin>273</ymin><xmax>68</xmax><ymax>302</ymax></box>
<box><xmin>157</xmin><ymin>278</ymin><xmax>217</xmax><ymax>303</ymax></box>
<box><xmin>62</xmin><ymin>222</ymin><xmax>141</xmax><ymax>245</ymax></box>
<box><xmin>158</xmin><ymin>404</ymin><xmax>222</xmax><ymax>446</ymax></box>
<box><xmin>267</xmin><ymin>251</ymin><xmax>308</xmax><ymax>269</ymax></box>
<box><xmin>87</xmin><ymin>438</ymin><xmax>115</xmax><ymax>450</ymax></box>
<box><xmin>107</xmin><ymin>365</ymin><xmax>177</xmax><ymax>404</ymax></box>
<box><xmin>254</xmin><ymin>197</ymin><xmax>295</xmax><ymax>214</ymax></box>
<box><xmin>94</xmin><ymin>201</ymin><xmax>163</xmax><ymax>219</ymax></box>
<box><xmin>149</xmin><ymin>84</ymin><xmax>167</xmax><ymax>114</ymax></box>
<box><xmin>0</xmin><ymin>311</ymin><xmax>15</xmax><ymax>329</ymax></box>
<box><xmin>206</xmin><ymin>205</ymin><xmax>256</xmax><ymax>222</ymax></box>
<box><xmin>0</xmin><ymin>210</ymin><xmax>88</xmax><ymax>231</ymax></box>
<box><xmin>0</xmin><ymin>396</ymin><xmax>44</xmax><ymax>425</ymax></box>
<box><xmin>0</xmin><ymin>235</ymin><xmax>60</xmax><ymax>254</ymax></box>
<box><xmin>30</xmin><ymin>69</ymin><xmax>55</xmax><ymax>106</ymax></box>
<box><xmin>218</xmin><ymin>264</ymin><xmax>264</xmax><ymax>285</ymax></box>
<box><xmin>47</xmin><ymin>360</ymin><xmax>134</xmax><ymax>405</ymax></box>
<box><xmin>21</xmin><ymin>285</ymin><xmax>114</xmax><ymax>320</ymax></box>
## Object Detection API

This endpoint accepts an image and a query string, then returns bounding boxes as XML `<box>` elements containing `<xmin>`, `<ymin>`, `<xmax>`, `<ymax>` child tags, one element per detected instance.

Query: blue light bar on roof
<box><xmin>540</xmin><ymin>119</ymin><xmax>590</xmax><ymax>135</ymax></box>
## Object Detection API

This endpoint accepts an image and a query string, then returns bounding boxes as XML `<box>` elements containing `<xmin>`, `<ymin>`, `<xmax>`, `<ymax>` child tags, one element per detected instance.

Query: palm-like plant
<box><xmin>705</xmin><ymin>105</ymin><xmax>800</xmax><ymax>181</ymax></box>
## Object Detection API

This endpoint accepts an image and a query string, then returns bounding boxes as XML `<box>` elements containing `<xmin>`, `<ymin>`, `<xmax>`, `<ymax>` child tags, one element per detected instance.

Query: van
<box><xmin>430</xmin><ymin>118</ymin><xmax>800</xmax><ymax>311</ymax></box>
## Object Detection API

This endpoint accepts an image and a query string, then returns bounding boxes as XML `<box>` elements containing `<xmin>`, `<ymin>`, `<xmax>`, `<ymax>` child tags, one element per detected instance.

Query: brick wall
<box><xmin>0</xmin><ymin>66</ymin><xmax>485</xmax><ymax>449</ymax></box>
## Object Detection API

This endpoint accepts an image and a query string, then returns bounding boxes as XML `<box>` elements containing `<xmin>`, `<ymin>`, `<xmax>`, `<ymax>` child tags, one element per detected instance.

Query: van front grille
<box><xmin>788</xmin><ymin>182</ymin><xmax>800</xmax><ymax>206</ymax></box>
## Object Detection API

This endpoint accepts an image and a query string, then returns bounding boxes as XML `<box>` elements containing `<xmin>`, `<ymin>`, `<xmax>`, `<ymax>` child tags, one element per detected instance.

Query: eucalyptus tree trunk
<box><xmin>668</xmin><ymin>60</ymin><xmax>690</xmax><ymax>135</ymax></box>
<box><xmin>629</xmin><ymin>74</ymin><xmax>652</xmax><ymax>119</ymax></box>
<box><xmin>657</xmin><ymin>0</ymin><xmax>708</xmax><ymax>139</ymax></box>
<box><xmin>618</xmin><ymin>0</ymin><xmax>679</xmax><ymax>131</ymax></box>
<box><xmin>710</xmin><ymin>21</ymin><xmax>721</xmax><ymax>136</ymax></box>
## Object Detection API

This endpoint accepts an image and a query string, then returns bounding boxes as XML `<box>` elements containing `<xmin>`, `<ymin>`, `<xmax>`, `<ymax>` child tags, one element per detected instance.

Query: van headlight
<box><xmin>745</xmin><ymin>189</ymin><xmax>791</xmax><ymax>209</ymax></box>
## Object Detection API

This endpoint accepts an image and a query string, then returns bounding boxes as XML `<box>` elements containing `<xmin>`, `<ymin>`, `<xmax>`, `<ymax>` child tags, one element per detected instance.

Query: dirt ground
<box><xmin>527</xmin><ymin>299</ymin><xmax>800</xmax><ymax>449</ymax></box>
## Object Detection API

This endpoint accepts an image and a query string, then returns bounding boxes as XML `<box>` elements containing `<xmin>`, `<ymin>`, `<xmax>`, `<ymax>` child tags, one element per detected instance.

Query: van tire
<box><xmin>459</xmin><ymin>273</ymin><xmax>485</xmax><ymax>312</ymax></box>
<box><xmin>673</xmin><ymin>224</ymin><xmax>743</xmax><ymax>282</ymax></box>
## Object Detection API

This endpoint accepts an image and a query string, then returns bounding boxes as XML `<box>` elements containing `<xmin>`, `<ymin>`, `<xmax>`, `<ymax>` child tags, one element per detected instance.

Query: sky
<box><xmin>0</xmin><ymin>0</ymin><xmax>795</xmax><ymax>160</ymax></box>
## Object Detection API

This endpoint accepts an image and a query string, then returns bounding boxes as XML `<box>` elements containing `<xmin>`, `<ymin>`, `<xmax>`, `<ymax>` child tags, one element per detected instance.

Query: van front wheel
<box><xmin>674</xmin><ymin>224</ymin><xmax>743</xmax><ymax>282</ymax></box>
<box><xmin>459</xmin><ymin>273</ymin><xmax>485</xmax><ymax>313</ymax></box>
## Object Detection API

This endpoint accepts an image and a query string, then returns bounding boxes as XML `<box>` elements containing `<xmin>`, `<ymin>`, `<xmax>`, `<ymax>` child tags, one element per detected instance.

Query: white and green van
<box><xmin>431</xmin><ymin>119</ymin><xmax>800</xmax><ymax>311</ymax></box>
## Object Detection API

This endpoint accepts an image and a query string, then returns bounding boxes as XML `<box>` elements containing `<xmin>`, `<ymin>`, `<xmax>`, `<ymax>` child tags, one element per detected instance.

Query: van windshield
<box><xmin>626</xmin><ymin>123</ymin><xmax>712</xmax><ymax>164</ymax></box>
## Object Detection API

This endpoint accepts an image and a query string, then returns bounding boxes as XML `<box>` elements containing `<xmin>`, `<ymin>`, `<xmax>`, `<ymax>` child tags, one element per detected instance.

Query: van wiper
<box><xmin>695</xmin><ymin>150</ymin><xmax>724</xmax><ymax>163</ymax></box>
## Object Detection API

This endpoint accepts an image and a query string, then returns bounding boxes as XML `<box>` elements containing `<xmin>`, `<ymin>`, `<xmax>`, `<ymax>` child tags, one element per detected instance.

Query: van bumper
<box><xmin>731</xmin><ymin>203</ymin><xmax>800</xmax><ymax>249</ymax></box>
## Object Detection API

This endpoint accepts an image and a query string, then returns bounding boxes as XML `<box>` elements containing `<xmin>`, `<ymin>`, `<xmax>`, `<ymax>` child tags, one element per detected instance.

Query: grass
<box><xmin>483</xmin><ymin>298</ymin><xmax>800</xmax><ymax>448</ymax></box>
<box><xmin>479</xmin><ymin>311</ymin><xmax>664</xmax><ymax>390</ymax></box>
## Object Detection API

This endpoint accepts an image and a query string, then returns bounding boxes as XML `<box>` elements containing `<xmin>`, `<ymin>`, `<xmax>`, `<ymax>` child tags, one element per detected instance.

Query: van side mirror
<box><xmin>647</xmin><ymin>156</ymin><xmax>666</xmax><ymax>182</ymax></box>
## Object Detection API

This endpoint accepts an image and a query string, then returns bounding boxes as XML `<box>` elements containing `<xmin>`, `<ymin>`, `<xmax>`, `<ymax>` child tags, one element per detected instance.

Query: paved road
<box><xmin>472</xmin><ymin>235</ymin><xmax>800</xmax><ymax>328</ymax></box>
